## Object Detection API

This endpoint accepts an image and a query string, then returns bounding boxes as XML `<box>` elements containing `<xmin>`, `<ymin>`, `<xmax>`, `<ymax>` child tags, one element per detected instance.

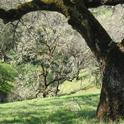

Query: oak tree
<box><xmin>0</xmin><ymin>0</ymin><xmax>124</xmax><ymax>121</ymax></box>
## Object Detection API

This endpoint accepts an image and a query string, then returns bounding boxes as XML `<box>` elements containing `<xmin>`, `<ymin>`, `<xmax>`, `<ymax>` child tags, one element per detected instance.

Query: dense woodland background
<box><xmin>0</xmin><ymin>1</ymin><xmax>124</xmax><ymax>102</ymax></box>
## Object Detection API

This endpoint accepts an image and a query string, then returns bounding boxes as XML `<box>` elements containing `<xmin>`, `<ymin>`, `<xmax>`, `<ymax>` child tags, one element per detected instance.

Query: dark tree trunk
<box><xmin>64</xmin><ymin>2</ymin><xmax>124</xmax><ymax>121</ymax></box>
<box><xmin>96</xmin><ymin>44</ymin><xmax>124</xmax><ymax>120</ymax></box>
<box><xmin>55</xmin><ymin>81</ymin><xmax>60</xmax><ymax>96</ymax></box>
<box><xmin>43</xmin><ymin>91</ymin><xmax>47</xmax><ymax>98</ymax></box>
<box><xmin>0</xmin><ymin>91</ymin><xmax>8</xmax><ymax>103</ymax></box>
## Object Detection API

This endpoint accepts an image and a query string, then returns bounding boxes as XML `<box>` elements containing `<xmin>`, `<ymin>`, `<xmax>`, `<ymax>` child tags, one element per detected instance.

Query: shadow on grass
<box><xmin>48</xmin><ymin>110</ymin><xmax>96</xmax><ymax>124</ymax></box>
<box><xmin>0</xmin><ymin>110</ymin><xmax>96</xmax><ymax>124</ymax></box>
<box><xmin>0</xmin><ymin>94</ymin><xmax>99</xmax><ymax>124</ymax></box>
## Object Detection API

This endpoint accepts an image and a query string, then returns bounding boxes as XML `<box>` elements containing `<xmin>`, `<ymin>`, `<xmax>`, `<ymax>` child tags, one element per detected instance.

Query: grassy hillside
<box><xmin>0</xmin><ymin>69</ymin><xmax>122</xmax><ymax>124</ymax></box>
<box><xmin>0</xmin><ymin>88</ymin><xmax>100</xmax><ymax>124</ymax></box>
<box><xmin>0</xmin><ymin>87</ymin><xmax>123</xmax><ymax>124</ymax></box>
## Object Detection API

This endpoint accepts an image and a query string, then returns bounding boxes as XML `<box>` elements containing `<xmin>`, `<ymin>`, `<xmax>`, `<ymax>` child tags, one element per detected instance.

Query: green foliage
<box><xmin>0</xmin><ymin>62</ymin><xmax>17</xmax><ymax>92</ymax></box>
<box><xmin>0</xmin><ymin>23</ymin><xmax>19</xmax><ymax>52</ymax></box>
<box><xmin>16</xmin><ymin>63</ymin><xmax>41</xmax><ymax>85</ymax></box>
<box><xmin>13</xmin><ymin>22</ymin><xmax>85</xmax><ymax>98</ymax></box>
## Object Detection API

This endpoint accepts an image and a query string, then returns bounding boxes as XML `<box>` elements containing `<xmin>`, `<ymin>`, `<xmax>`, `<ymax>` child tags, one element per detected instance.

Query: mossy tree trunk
<box><xmin>0</xmin><ymin>0</ymin><xmax>124</xmax><ymax>121</ymax></box>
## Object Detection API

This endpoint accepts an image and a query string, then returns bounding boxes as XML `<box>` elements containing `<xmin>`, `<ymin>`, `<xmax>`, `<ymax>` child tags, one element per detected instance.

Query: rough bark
<box><xmin>0</xmin><ymin>0</ymin><xmax>124</xmax><ymax>23</ymax></box>
<box><xmin>100</xmin><ymin>43</ymin><xmax>124</xmax><ymax>120</ymax></box>
<box><xmin>0</xmin><ymin>0</ymin><xmax>124</xmax><ymax>121</ymax></box>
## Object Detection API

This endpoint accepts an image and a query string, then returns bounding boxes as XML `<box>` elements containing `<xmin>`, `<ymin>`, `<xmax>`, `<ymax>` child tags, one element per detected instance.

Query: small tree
<box><xmin>15</xmin><ymin>22</ymin><xmax>85</xmax><ymax>97</ymax></box>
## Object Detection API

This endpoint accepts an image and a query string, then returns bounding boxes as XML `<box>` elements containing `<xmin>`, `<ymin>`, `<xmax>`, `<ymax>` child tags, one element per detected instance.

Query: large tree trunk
<box><xmin>97</xmin><ymin>44</ymin><xmax>124</xmax><ymax>121</ymax></box>
<box><xmin>66</xmin><ymin>2</ymin><xmax>124</xmax><ymax>120</ymax></box>
<box><xmin>0</xmin><ymin>0</ymin><xmax>124</xmax><ymax>121</ymax></box>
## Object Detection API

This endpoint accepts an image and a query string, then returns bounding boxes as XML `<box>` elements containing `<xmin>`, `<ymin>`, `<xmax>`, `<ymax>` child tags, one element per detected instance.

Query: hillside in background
<box><xmin>0</xmin><ymin>86</ymin><xmax>100</xmax><ymax>124</ymax></box>
<box><xmin>0</xmin><ymin>2</ymin><xmax>124</xmax><ymax>101</ymax></box>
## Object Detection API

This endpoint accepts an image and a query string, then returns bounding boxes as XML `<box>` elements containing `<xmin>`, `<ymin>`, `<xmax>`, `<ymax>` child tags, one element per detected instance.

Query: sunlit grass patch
<box><xmin>0</xmin><ymin>89</ymin><xmax>102</xmax><ymax>124</ymax></box>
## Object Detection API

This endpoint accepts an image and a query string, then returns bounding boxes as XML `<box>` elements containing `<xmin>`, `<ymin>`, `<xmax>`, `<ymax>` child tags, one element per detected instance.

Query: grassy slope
<box><xmin>0</xmin><ymin>88</ymin><xmax>100</xmax><ymax>124</ymax></box>
<box><xmin>0</xmin><ymin>69</ymin><xmax>122</xmax><ymax>124</ymax></box>
<box><xmin>0</xmin><ymin>88</ymin><xmax>123</xmax><ymax>124</ymax></box>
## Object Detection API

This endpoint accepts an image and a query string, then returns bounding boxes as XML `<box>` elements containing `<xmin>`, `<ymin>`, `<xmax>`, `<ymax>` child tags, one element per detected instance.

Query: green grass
<box><xmin>59</xmin><ymin>69</ymin><xmax>100</xmax><ymax>96</ymax></box>
<box><xmin>0</xmin><ymin>88</ymin><xmax>123</xmax><ymax>124</ymax></box>
<box><xmin>0</xmin><ymin>68</ymin><xmax>122</xmax><ymax>124</ymax></box>
<box><xmin>0</xmin><ymin>90</ymin><xmax>100</xmax><ymax>124</ymax></box>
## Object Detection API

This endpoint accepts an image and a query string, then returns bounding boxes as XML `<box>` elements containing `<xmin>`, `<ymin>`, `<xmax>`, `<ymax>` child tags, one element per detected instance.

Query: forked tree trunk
<box><xmin>0</xmin><ymin>0</ymin><xmax>124</xmax><ymax>121</ymax></box>
<box><xmin>63</xmin><ymin>2</ymin><xmax>124</xmax><ymax>120</ymax></box>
